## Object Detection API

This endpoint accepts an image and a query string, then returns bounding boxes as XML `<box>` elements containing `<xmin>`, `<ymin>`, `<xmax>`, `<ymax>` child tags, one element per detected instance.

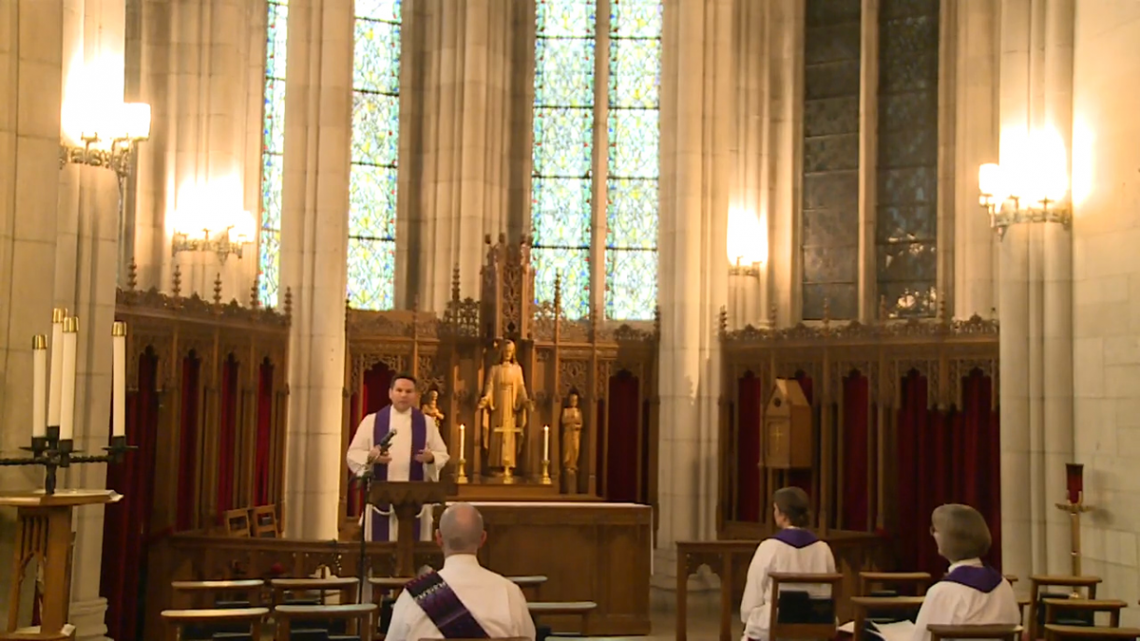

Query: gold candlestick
<box><xmin>1056</xmin><ymin>463</ymin><xmax>1093</xmax><ymax>597</ymax></box>
<box><xmin>541</xmin><ymin>459</ymin><xmax>552</xmax><ymax>484</ymax></box>
<box><xmin>457</xmin><ymin>457</ymin><xmax>468</xmax><ymax>483</ymax></box>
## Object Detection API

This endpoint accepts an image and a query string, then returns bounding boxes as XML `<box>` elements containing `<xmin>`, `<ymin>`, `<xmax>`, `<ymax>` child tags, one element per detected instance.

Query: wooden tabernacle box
<box><xmin>763</xmin><ymin>378</ymin><xmax>812</xmax><ymax>469</ymax></box>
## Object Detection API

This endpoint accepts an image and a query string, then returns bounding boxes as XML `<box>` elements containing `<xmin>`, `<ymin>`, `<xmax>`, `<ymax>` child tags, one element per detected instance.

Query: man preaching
<box><xmin>346</xmin><ymin>374</ymin><xmax>450</xmax><ymax>544</ymax></box>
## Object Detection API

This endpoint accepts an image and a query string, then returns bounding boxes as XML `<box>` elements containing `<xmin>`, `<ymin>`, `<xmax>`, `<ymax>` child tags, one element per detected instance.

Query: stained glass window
<box><xmin>531</xmin><ymin>0</ymin><xmax>660</xmax><ymax>321</ymax></box>
<box><xmin>348</xmin><ymin>0</ymin><xmax>402</xmax><ymax>310</ymax></box>
<box><xmin>259</xmin><ymin>0</ymin><xmax>288</xmax><ymax>308</ymax></box>
<box><xmin>801</xmin><ymin>0</ymin><xmax>861</xmax><ymax>320</ymax></box>
<box><xmin>606</xmin><ymin>0</ymin><xmax>661</xmax><ymax>321</ymax></box>
<box><xmin>876</xmin><ymin>0</ymin><xmax>939</xmax><ymax>318</ymax></box>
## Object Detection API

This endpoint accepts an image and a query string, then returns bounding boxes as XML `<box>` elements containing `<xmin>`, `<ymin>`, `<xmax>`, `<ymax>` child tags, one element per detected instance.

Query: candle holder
<box><xmin>541</xmin><ymin>459</ymin><xmax>552</xmax><ymax>485</ymax></box>
<box><xmin>0</xmin><ymin>428</ymin><xmax>136</xmax><ymax>494</ymax></box>
<box><xmin>457</xmin><ymin>456</ymin><xmax>468</xmax><ymax>483</ymax></box>
<box><xmin>1056</xmin><ymin>463</ymin><xmax>1093</xmax><ymax>594</ymax></box>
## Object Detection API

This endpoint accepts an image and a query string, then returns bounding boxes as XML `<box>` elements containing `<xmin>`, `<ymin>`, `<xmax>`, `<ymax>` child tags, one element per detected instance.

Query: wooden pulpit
<box><xmin>763</xmin><ymin>379</ymin><xmax>812</xmax><ymax>469</ymax></box>
<box><xmin>1</xmin><ymin>490</ymin><xmax>121</xmax><ymax>640</ymax></box>
<box><xmin>369</xmin><ymin>480</ymin><xmax>454</xmax><ymax>577</ymax></box>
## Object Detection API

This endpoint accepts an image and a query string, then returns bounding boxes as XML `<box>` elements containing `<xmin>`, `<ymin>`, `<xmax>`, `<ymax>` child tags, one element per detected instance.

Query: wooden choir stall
<box><xmin>677</xmin><ymin>305</ymin><xmax>1001</xmax><ymax>641</ymax></box>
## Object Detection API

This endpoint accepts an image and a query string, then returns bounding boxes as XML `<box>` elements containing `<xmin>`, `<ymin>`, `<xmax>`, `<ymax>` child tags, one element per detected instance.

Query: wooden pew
<box><xmin>1045</xmin><ymin>624</ymin><xmax>1140</xmax><ymax>641</ymax></box>
<box><xmin>849</xmin><ymin>596</ymin><xmax>925</xmax><ymax>641</ymax></box>
<box><xmin>768</xmin><ymin>573</ymin><xmax>844</xmax><ymax>641</ymax></box>
<box><xmin>160</xmin><ymin>607</ymin><xmax>268</xmax><ymax>641</ymax></box>
<box><xmin>270</xmin><ymin>577</ymin><xmax>359</xmax><ymax>607</ymax></box>
<box><xmin>274</xmin><ymin>603</ymin><xmax>377</xmax><ymax>641</ymax></box>
<box><xmin>858</xmin><ymin>572</ymin><xmax>932</xmax><ymax>597</ymax></box>
<box><xmin>1043</xmin><ymin>598</ymin><xmax>1128</xmax><ymax>629</ymax></box>
<box><xmin>1030</xmin><ymin>575</ymin><xmax>1103</xmax><ymax>640</ymax></box>
<box><xmin>528</xmin><ymin>601</ymin><xmax>597</xmax><ymax>636</ymax></box>
<box><xmin>928</xmin><ymin>624</ymin><xmax>1022</xmax><ymax>641</ymax></box>
<box><xmin>170</xmin><ymin>579</ymin><xmax>265</xmax><ymax>609</ymax></box>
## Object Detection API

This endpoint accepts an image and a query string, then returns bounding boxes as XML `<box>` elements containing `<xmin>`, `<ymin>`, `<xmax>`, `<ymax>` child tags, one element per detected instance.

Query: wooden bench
<box><xmin>1030</xmin><ymin>575</ymin><xmax>1104</xmax><ymax>640</ymax></box>
<box><xmin>850</xmin><ymin>596</ymin><xmax>925</xmax><ymax>641</ymax></box>
<box><xmin>859</xmin><ymin>572</ymin><xmax>932</xmax><ymax>597</ymax></box>
<box><xmin>270</xmin><ymin>577</ymin><xmax>359</xmax><ymax>606</ymax></box>
<box><xmin>510</xmin><ymin>575</ymin><xmax>547</xmax><ymax>599</ymax></box>
<box><xmin>929</xmin><ymin>623</ymin><xmax>1023</xmax><ymax>641</ymax></box>
<box><xmin>160</xmin><ymin>607</ymin><xmax>269</xmax><ymax>641</ymax></box>
<box><xmin>274</xmin><ymin>603</ymin><xmax>377</xmax><ymax>641</ymax></box>
<box><xmin>769</xmin><ymin>573</ymin><xmax>845</xmax><ymax>641</ymax></box>
<box><xmin>170</xmin><ymin>579</ymin><xmax>265</xmax><ymax>609</ymax></box>
<box><xmin>1046</xmin><ymin>624</ymin><xmax>1140</xmax><ymax>641</ymax></box>
<box><xmin>528</xmin><ymin>601</ymin><xmax>597</xmax><ymax>635</ymax></box>
<box><xmin>1043</xmin><ymin>598</ymin><xmax>1128</xmax><ymax>628</ymax></box>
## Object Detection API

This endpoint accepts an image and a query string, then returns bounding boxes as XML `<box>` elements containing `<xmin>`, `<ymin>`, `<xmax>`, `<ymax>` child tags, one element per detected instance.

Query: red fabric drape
<box><xmin>895</xmin><ymin>371</ymin><xmax>1001</xmax><ymax>575</ymax></box>
<box><xmin>789</xmin><ymin>373</ymin><xmax>814</xmax><ymax>491</ymax></box>
<box><xmin>254</xmin><ymin>361</ymin><xmax>274</xmax><ymax>505</ymax></box>
<box><xmin>349</xmin><ymin>364</ymin><xmax>394</xmax><ymax>516</ymax></box>
<box><xmin>176</xmin><ymin>355</ymin><xmax>202</xmax><ymax>530</ymax></box>
<box><xmin>737</xmin><ymin>372</ymin><xmax>763</xmax><ymax>521</ymax></box>
<box><xmin>842</xmin><ymin>373</ymin><xmax>870</xmax><ymax>530</ymax></box>
<box><xmin>216</xmin><ymin>357</ymin><xmax>239</xmax><ymax>516</ymax></box>
<box><xmin>101</xmin><ymin>351</ymin><xmax>160</xmax><ymax>641</ymax></box>
<box><xmin>606</xmin><ymin>372</ymin><xmax>640</xmax><ymax>502</ymax></box>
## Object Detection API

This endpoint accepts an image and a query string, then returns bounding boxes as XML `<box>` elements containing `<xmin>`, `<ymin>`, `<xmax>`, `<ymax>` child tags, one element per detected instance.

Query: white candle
<box><xmin>48</xmin><ymin>308</ymin><xmax>66</xmax><ymax>428</ymax></box>
<box><xmin>112</xmin><ymin>321</ymin><xmax>127</xmax><ymax>438</ymax></box>
<box><xmin>32</xmin><ymin>335</ymin><xmax>47</xmax><ymax>438</ymax></box>
<box><xmin>543</xmin><ymin>424</ymin><xmax>550</xmax><ymax>462</ymax></box>
<box><xmin>60</xmin><ymin>317</ymin><xmax>78</xmax><ymax>441</ymax></box>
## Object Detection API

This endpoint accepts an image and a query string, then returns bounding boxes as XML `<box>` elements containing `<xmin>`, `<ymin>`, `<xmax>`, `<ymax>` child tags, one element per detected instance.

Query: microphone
<box><xmin>378</xmin><ymin>429</ymin><xmax>397</xmax><ymax>452</ymax></box>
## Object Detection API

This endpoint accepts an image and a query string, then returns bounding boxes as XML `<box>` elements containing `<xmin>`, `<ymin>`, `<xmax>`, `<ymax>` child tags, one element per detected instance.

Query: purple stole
<box><xmin>405</xmin><ymin>572</ymin><xmax>489</xmax><ymax>639</ymax></box>
<box><xmin>943</xmin><ymin>564</ymin><xmax>1004</xmax><ymax>593</ymax></box>
<box><xmin>370</xmin><ymin>405</ymin><xmax>428</xmax><ymax>542</ymax></box>
<box><xmin>773</xmin><ymin>528</ymin><xmax>820</xmax><ymax>549</ymax></box>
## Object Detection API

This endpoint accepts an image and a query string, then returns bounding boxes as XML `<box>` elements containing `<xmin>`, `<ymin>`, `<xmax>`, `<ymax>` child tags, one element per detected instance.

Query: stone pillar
<box><xmin>998</xmin><ymin>0</ymin><xmax>1075</xmax><ymax>579</ymax></box>
<box><xmin>655</xmin><ymin>0</ymin><xmax>732</xmax><ymax>577</ymax></box>
<box><xmin>401</xmin><ymin>0</ymin><xmax>528</xmax><ymax>311</ymax></box>
<box><xmin>0</xmin><ymin>0</ymin><xmax>64</xmax><ymax>624</ymax></box>
<box><xmin>279</xmin><ymin>0</ymin><xmax>353</xmax><ymax>541</ymax></box>
<box><xmin>132</xmin><ymin>0</ymin><xmax>264</xmax><ymax>303</ymax></box>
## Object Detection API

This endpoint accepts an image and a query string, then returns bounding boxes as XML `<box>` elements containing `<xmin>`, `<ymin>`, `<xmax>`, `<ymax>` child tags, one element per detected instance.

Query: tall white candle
<box><xmin>459</xmin><ymin>423</ymin><xmax>465</xmax><ymax>456</ymax></box>
<box><xmin>112</xmin><ymin>321</ymin><xmax>127</xmax><ymax>438</ymax></box>
<box><xmin>60</xmin><ymin>317</ymin><xmax>78</xmax><ymax>441</ymax></box>
<box><xmin>543</xmin><ymin>424</ymin><xmax>550</xmax><ymax>462</ymax></box>
<box><xmin>32</xmin><ymin>335</ymin><xmax>47</xmax><ymax>438</ymax></box>
<box><xmin>48</xmin><ymin>308</ymin><xmax>66</xmax><ymax>428</ymax></box>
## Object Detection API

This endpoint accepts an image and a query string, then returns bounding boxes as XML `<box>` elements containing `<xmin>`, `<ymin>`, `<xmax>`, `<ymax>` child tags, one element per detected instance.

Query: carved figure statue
<box><xmin>560</xmin><ymin>392</ymin><xmax>584</xmax><ymax>473</ymax></box>
<box><xmin>420</xmin><ymin>389</ymin><xmax>445</xmax><ymax>426</ymax></box>
<box><xmin>477</xmin><ymin>340</ymin><xmax>531</xmax><ymax>475</ymax></box>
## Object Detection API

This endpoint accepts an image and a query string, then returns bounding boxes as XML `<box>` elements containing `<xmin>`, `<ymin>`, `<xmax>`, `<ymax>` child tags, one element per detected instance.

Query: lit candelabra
<box><xmin>0</xmin><ymin>311</ymin><xmax>135</xmax><ymax>493</ymax></box>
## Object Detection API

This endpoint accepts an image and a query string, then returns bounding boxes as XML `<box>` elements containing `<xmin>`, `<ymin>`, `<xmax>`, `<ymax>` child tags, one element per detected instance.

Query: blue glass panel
<box><xmin>261</xmin><ymin>153</ymin><xmax>284</xmax><ymax>230</ymax></box>
<box><xmin>259</xmin><ymin>230</ymin><xmax>281</xmax><ymax>308</ymax></box>
<box><xmin>347</xmin><ymin>237</ymin><xmax>396</xmax><ymax>310</ymax></box>
<box><xmin>259</xmin><ymin>0</ymin><xmax>289</xmax><ymax>309</ymax></box>
<box><xmin>532</xmin><ymin>246</ymin><xmax>591</xmax><ymax>319</ymax></box>
<box><xmin>266</xmin><ymin>2</ymin><xmax>289</xmax><ymax>80</ymax></box>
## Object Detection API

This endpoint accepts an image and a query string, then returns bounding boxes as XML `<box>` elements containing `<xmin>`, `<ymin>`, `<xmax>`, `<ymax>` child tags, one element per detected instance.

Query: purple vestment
<box><xmin>370</xmin><ymin>405</ymin><xmax>428</xmax><ymax>542</ymax></box>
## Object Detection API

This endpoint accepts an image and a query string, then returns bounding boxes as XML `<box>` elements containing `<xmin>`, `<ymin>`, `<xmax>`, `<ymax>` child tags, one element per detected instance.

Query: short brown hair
<box><xmin>931</xmin><ymin>504</ymin><xmax>991</xmax><ymax>561</ymax></box>
<box><xmin>773</xmin><ymin>487</ymin><xmax>812</xmax><ymax>527</ymax></box>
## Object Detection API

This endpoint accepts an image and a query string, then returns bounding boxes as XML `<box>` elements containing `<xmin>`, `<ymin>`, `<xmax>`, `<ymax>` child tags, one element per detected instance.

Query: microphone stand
<box><xmin>356</xmin><ymin>462</ymin><xmax>373</xmax><ymax>605</ymax></box>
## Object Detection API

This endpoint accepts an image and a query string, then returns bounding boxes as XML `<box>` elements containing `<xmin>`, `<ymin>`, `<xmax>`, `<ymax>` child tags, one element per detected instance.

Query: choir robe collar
<box><xmin>772</xmin><ymin>527</ymin><xmax>819</xmax><ymax>549</ymax></box>
<box><xmin>943</xmin><ymin>559</ymin><xmax>1004</xmax><ymax>593</ymax></box>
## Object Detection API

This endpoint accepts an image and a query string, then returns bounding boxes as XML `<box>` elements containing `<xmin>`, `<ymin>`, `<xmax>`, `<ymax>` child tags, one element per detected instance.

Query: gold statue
<box><xmin>478</xmin><ymin>339</ymin><xmax>531</xmax><ymax>477</ymax></box>
<box><xmin>560</xmin><ymin>392</ymin><xmax>583</xmax><ymax>473</ymax></box>
<box><xmin>420</xmin><ymin>389</ymin><xmax>445</xmax><ymax>426</ymax></box>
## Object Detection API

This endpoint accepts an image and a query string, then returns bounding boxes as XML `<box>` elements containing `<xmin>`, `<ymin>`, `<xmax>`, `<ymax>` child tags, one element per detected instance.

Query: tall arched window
<box><xmin>259</xmin><ymin>0</ymin><xmax>289</xmax><ymax>308</ymax></box>
<box><xmin>349</xmin><ymin>0</ymin><xmax>402</xmax><ymax>310</ymax></box>
<box><xmin>531</xmin><ymin>0</ymin><xmax>661</xmax><ymax>321</ymax></box>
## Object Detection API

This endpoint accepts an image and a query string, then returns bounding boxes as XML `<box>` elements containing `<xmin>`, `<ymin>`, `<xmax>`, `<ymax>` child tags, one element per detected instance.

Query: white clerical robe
<box><xmin>910</xmin><ymin>560</ymin><xmax>1020</xmax><ymax>641</ymax></box>
<box><xmin>740</xmin><ymin>529</ymin><xmax>837</xmax><ymax>641</ymax></box>
<box><xmin>345</xmin><ymin>407</ymin><xmax>450</xmax><ymax>542</ymax></box>
<box><xmin>385</xmin><ymin>554</ymin><xmax>536</xmax><ymax>641</ymax></box>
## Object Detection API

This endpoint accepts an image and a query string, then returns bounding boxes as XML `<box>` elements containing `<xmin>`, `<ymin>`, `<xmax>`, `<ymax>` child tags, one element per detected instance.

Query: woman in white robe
<box><xmin>740</xmin><ymin>487</ymin><xmax>837</xmax><ymax>641</ymax></box>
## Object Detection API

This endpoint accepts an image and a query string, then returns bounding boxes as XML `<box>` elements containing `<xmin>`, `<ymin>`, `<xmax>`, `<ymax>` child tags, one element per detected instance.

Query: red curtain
<box><xmin>349</xmin><ymin>363</ymin><xmax>394</xmax><ymax>516</ymax></box>
<box><xmin>737</xmin><ymin>372</ymin><xmax>763</xmax><ymax>521</ymax></box>
<box><xmin>176</xmin><ymin>355</ymin><xmax>202</xmax><ymax>530</ymax></box>
<box><xmin>606</xmin><ymin>372</ymin><xmax>641</xmax><ymax>502</ymax></box>
<box><xmin>216</xmin><ymin>357</ymin><xmax>239</xmax><ymax>517</ymax></box>
<box><xmin>254</xmin><ymin>360</ymin><xmax>274</xmax><ymax>505</ymax></box>
<box><xmin>101</xmin><ymin>350</ymin><xmax>160</xmax><ymax>641</ymax></box>
<box><xmin>788</xmin><ymin>373</ymin><xmax>814</xmax><ymax>491</ymax></box>
<box><xmin>895</xmin><ymin>370</ymin><xmax>1001</xmax><ymax>575</ymax></box>
<box><xmin>842</xmin><ymin>373</ymin><xmax>870</xmax><ymax>530</ymax></box>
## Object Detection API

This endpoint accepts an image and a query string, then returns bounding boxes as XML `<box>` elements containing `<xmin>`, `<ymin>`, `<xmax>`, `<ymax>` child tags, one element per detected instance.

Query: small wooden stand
<box><xmin>0</xmin><ymin>490</ymin><xmax>121</xmax><ymax>640</ymax></box>
<box><xmin>368</xmin><ymin>481</ymin><xmax>453</xmax><ymax>578</ymax></box>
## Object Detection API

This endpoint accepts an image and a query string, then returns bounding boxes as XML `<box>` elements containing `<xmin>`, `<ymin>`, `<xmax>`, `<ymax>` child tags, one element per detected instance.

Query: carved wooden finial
<box><xmin>451</xmin><ymin>264</ymin><xmax>461</xmax><ymax>301</ymax></box>
<box><xmin>284</xmin><ymin>287</ymin><xmax>293</xmax><ymax>316</ymax></box>
<box><xmin>654</xmin><ymin>306</ymin><xmax>661</xmax><ymax>335</ymax></box>
<box><xmin>718</xmin><ymin>306</ymin><xmax>728</xmax><ymax>334</ymax></box>
<box><xmin>127</xmin><ymin>257</ymin><xmax>138</xmax><ymax>292</ymax></box>
<box><xmin>937</xmin><ymin>298</ymin><xmax>947</xmax><ymax>323</ymax></box>
<box><xmin>213</xmin><ymin>273</ymin><xmax>223</xmax><ymax>306</ymax></box>
<box><xmin>879</xmin><ymin>295</ymin><xmax>888</xmax><ymax>321</ymax></box>
<box><xmin>250</xmin><ymin>273</ymin><xmax>261</xmax><ymax>310</ymax></box>
<box><xmin>172</xmin><ymin>264</ymin><xmax>182</xmax><ymax>298</ymax></box>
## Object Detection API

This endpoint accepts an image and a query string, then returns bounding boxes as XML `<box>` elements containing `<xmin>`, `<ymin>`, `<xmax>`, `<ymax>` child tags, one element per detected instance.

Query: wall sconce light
<box><xmin>729</xmin><ymin>256</ymin><xmax>761</xmax><ymax>277</ymax></box>
<box><xmin>172</xmin><ymin>221</ymin><xmax>253</xmax><ymax>263</ymax></box>
<box><xmin>727</xmin><ymin>208</ymin><xmax>767</xmax><ymax>275</ymax></box>
<box><xmin>977</xmin><ymin>130</ymin><xmax>1072</xmax><ymax>239</ymax></box>
<box><xmin>59</xmin><ymin>102</ymin><xmax>151</xmax><ymax>180</ymax></box>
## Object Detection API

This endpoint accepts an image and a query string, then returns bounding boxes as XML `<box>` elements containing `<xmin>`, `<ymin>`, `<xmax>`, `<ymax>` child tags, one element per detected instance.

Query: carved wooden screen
<box><xmin>876</xmin><ymin>0</ymin><xmax>940</xmax><ymax>317</ymax></box>
<box><xmin>801</xmin><ymin>0</ymin><xmax>862</xmax><ymax>320</ymax></box>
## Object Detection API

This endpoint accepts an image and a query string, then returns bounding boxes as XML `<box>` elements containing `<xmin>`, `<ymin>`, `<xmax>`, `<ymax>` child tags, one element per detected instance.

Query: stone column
<box><xmin>0</xmin><ymin>0</ymin><xmax>64</xmax><ymax>624</ymax></box>
<box><xmin>401</xmin><ymin>0</ymin><xmax>528</xmax><ymax>311</ymax></box>
<box><xmin>279</xmin><ymin>0</ymin><xmax>353</xmax><ymax>541</ymax></box>
<box><xmin>655</xmin><ymin>0</ymin><xmax>732</xmax><ymax>578</ymax></box>
<box><xmin>998</xmin><ymin>0</ymin><xmax>1075</xmax><ymax>579</ymax></box>
<box><xmin>132</xmin><ymin>0</ymin><xmax>264</xmax><ymax>303</ymax></box>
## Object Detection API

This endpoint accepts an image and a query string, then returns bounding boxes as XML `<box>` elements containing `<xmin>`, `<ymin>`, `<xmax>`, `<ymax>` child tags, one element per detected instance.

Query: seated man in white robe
<box><xmin>346</xmin><ymin>373</ymin><xmax>450</xmax><ymax>544</ymax></box>
<box><xmin>386</xmin><ymin>502</ymin><xmax>536</xmax><ymax>641</ymax></box>
<box><xmin>740</xmin><ymin>487</ymin><xmax>837</xmax><ymax>641</ymax></box>
<box><xmin>910</xmin><ymin>504</ymin><xmax>1020</xmax><ymax>641</ymax></box>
